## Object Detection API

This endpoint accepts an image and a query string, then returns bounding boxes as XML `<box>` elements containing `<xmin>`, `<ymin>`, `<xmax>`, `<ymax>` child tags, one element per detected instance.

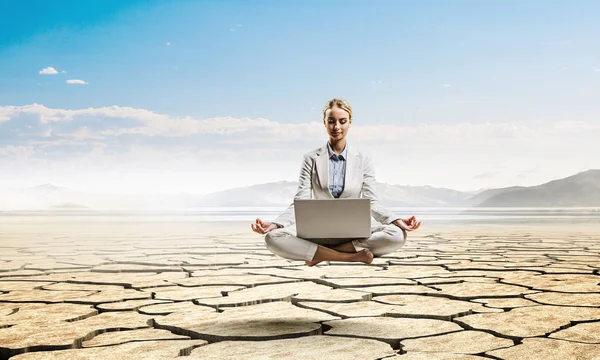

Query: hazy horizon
<box><xmin>0</xmin><ymin>167</ymin><xmax>597</xmax><ymax>196</ymax></box>
<box><xmin>2</xmin><ymin>1</ymin><xmax>600</xmax><ymax>195</ymax></box>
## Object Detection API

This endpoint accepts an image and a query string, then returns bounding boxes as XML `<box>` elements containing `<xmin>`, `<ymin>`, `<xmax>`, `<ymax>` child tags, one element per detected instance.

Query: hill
<box><xmin>476</xmin><ymin>169</ymin><xmax>600</xmax><ymax>207</ymax></box>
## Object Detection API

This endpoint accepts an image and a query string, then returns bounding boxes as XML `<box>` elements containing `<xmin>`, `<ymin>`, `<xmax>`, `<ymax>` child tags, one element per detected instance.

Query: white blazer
<box><xmin>272</xmin><ymin>142</ymin><xmax>399</xmax><ymax>228</ymax></box>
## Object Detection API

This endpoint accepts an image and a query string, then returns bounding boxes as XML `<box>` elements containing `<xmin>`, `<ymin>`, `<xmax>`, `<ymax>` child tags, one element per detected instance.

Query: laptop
<box><xmin>294</xmin><ymin>198</ymin><xmax>371</xmax><ymax>239</ymax></box>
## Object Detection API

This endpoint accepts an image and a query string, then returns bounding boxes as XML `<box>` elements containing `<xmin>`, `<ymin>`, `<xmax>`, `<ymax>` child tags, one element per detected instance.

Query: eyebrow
<box><xmin>328</xmin><ymin>117</ymin><xmax>348</xmax><ymax>120</ymax></box>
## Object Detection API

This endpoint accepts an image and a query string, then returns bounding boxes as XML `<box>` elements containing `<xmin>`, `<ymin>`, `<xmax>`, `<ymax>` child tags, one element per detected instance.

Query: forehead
<box><xmin>325</xmin><ymin>106</ymin><xmax>349</xmax><ymax>119</ymax></box>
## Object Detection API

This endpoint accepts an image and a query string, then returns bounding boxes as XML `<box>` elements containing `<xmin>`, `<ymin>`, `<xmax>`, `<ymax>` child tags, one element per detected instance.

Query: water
<box><xmin>2</xmin><ymin>207</ymin><xmax>600</xmax><ymax>225</ymax></box>
<box><xmin>185</xmin><ymin>207</ymin><xmax>600</xmax><ymax>224</ymax></box>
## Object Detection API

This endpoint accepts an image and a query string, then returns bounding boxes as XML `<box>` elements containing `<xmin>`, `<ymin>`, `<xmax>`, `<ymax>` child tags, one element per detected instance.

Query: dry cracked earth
<box><xmin>0</xmin><ymin>219</ymin><xmax>599</xmax><ymax>359</ymax></box>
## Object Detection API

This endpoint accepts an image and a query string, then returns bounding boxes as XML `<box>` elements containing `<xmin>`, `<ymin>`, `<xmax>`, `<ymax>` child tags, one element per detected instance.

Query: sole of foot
<box><xmin>305</xmin><ymin>250</ymin><xmax>373</xmax><ymax>267</ymax></box>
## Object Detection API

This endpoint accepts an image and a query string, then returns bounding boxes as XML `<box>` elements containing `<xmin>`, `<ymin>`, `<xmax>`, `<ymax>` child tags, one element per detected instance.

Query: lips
<box><xmin>332</xmin><ymin>132</ymin><xmax>341</xmax><ymax>136</ymax></box>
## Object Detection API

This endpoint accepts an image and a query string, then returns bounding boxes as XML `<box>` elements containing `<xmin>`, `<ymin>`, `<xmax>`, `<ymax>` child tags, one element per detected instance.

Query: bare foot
<box><xmin>305</xmin><ymin>249</ymin><xmax>373</xmax><ymax>267</ymax></box>
<box><xmin>352</xmin><ymin>249</ymin><xmax>374</xmax><ymax>264</ymax></box>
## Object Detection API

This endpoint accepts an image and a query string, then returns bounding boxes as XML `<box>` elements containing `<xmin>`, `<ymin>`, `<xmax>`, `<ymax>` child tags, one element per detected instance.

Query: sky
<box><xmin>1</xmin><ymin>0</ymin><xmax>599</xmax><ymax>195</ymax></box>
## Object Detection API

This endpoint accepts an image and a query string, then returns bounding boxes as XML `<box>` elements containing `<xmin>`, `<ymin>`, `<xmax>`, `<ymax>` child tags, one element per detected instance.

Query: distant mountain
<box><xmin>193</xmin><ymin>170</ymin><xmax>600</xmax><ymax>208</ymax></box>
<box><xmin>460</xmin><ymin>186</ymin><xmax>525</xmax><ymax>207</ymax></box>
<box><xmin>0</xmin><ymin>184</ymin><xmax>195</xmax><ymax>211</ymax></box>
<box><xmin>373</xmin><ymin>184</ymin><xmax>480</xmax><ymax>207</ymax></box>
<box><xmin>1</xmin><ymin>169</ymin><xmax>598</xmax><ymax>210</ymax></box>
<box><xmin>192</xmin><ymin>181</ymin><xmax>481</xmax><ymax>207</ymax></box>
<box><xmin>196</xmin><ymin>181</ymin><xmax>297</xmax><ymax>207</ymax></box>
<box><xmin>50</xmin><ymin>203</ymin><xmax>90</xmax><ymax>209</ymax></box>
<box><xmin>475</xmin><ymin>169</ymin><xmax>600</xmax><ymax>207</ymax></box>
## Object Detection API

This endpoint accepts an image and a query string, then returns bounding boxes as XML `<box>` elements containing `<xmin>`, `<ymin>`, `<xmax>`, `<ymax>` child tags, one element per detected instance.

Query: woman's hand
<box><xmin>251</xmin><ymin>218</ymin><xmax>279</xmax><ymax>234</ymax></box>
<box><xmin>392</xmin><ymin>215</ymin><xmax>421</xmax><ymax>231</ymax></box>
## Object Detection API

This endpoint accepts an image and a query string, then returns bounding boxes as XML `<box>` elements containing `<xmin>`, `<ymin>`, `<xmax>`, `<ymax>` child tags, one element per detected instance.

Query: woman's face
<box><xmin>324</xmin><ymin>106</ymin><xmax>351</xmax><ymax>141</ymax></box>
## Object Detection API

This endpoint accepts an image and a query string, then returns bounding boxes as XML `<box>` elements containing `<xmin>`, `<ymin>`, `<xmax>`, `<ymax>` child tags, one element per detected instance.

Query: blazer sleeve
<box><xmin>361</xmin><ymin>154</ymin><xmax>399</xmax><ymax>225</ymax></box>
<box><xmin>272</xmin><ymin>153</ymin><xmax>313</xmax><ymax>228</ymax></box>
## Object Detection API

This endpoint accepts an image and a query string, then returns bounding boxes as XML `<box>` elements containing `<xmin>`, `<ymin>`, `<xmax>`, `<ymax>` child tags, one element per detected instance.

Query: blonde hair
<box><xmin>322</xmin><ymin>98</ymin><xmax>353</xmax><ymax>122</ymax></box>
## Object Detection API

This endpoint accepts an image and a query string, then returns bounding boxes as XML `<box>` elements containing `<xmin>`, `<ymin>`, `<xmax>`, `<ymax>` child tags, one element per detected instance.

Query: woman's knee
<box><xmin>385</xmin><ymin>224</ymin><xmax>407</xmax><ymax>249</ymax></box>
<box><xmin>264</xmin><ymin>229</ymin><xmax>286</xmax><ymax>254</ymax></box>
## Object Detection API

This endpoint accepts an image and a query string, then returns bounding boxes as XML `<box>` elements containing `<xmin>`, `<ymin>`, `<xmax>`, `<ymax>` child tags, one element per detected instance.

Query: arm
<box><xmin>361</xmin><ymin>154</ymin><xmax>400</xmax><ymax>225</ymax></box>
<box><xmin>272</xmin><ymin>153</ymin><xmax>313</xmax><ymax>228</ymax></box>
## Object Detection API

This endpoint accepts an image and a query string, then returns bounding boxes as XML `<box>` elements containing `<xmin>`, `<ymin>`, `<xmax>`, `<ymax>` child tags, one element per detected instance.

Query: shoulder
<box><xmin>352</xmin><ymin>146</ymin><xmax>377</xmax><ymax>173</ymax></box>
<box><xmin>349</xmin><ymin>145</ymin><xmax>371</xmax><ymax>162</ymax></box>
<box><xmin>302</xmin><ymin>144</ymin><xmax>328</xmax><ymax>159</ymax></box>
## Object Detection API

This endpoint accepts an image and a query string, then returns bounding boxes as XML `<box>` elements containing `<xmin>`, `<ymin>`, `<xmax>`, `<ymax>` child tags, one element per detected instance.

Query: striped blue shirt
<box><xmin>327</xmin><ymin>142</ymin><xmax>348</xmax><ymax>198</ymax></box>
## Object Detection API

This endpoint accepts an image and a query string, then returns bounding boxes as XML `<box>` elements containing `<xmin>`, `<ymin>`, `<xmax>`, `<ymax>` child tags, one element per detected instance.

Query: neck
<box><xmin>328</xmin><ymin>138</ymin><xmax>346</xmax><ymax>154</ymax></box>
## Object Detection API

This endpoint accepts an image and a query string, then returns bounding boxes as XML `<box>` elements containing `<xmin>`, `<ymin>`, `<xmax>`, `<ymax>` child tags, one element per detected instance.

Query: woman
<box><xmin>251</xmin><ymin>98</ymin><xmax>421</xmax><ymax>266</ymax></box>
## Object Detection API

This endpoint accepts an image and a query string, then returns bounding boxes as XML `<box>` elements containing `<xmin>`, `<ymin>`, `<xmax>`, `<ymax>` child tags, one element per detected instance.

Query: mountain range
<box><xmin>0</xmin><ymin>169</ymin><xmax>598</xmax><ymax>211</ymax></box>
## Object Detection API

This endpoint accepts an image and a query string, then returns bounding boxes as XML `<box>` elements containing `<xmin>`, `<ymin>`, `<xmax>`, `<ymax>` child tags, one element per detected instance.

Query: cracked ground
<box><xmin>1</xmin><ymin>218</ymin><xmax>599</xmax><ymax>359</ymax></box>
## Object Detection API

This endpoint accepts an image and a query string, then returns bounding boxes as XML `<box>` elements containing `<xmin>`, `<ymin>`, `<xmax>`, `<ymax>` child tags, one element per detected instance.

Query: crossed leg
<box><xmin>264</xmin><ymin>224</ymin><xmax>406</xmax><ymax>266</ymax></box>
<box><xmin>305</xmin><ymin>241</ymin><xmax>359</xmax><ymax>266</ymax></box>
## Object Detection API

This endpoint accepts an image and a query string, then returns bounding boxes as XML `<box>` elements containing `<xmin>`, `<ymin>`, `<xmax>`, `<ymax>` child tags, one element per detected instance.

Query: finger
<box><xmin>406</xmin><ymin>224</ymin><xmax>416</xmax><ymax>230</ymax></box>
<box><xmin>397</xmin><ymin>224</ymin><xmax>409</xmax><ymax>231</ymax></box>
<box><xmin>253</xmin><ymin>224</ymin><xmax>265</xmax><ymax>234</ymax></box>
<box><xmin>259</xmin><ymin>220</ymin><xmax>271</xmax><ymax>229</ymax></box>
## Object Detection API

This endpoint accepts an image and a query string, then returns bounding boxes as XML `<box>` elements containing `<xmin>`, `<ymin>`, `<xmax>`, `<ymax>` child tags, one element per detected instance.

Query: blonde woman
<box><xmin>251</xmin><ymin>98</ymin><xmax>421</xmax><ymax>266</ymax></box>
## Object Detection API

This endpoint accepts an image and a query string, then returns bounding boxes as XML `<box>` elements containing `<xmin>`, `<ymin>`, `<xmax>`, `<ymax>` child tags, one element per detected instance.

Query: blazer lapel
<box><xmin>315</xmin><ymin>145</ymin><xmax>333</xmax><ymax>198</ymax></box>
<box><xmin>339</xmin><ymin>145</ymin><xmax>359</xmax><ymax>198</ymax></box>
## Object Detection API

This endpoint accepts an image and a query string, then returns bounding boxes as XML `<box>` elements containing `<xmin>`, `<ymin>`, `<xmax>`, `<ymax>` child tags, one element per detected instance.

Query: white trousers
<box><xmin>264</xmin><ymin>224</ymin><xmax>407</xmax><ymax>261</ymax></box>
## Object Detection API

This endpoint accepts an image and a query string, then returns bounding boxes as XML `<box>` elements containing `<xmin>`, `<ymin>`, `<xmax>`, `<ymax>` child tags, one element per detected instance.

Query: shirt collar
<box><xmin>327</xmin><ymin>141</ymin><xmax>348</xmax><ymax>160</ymax></box>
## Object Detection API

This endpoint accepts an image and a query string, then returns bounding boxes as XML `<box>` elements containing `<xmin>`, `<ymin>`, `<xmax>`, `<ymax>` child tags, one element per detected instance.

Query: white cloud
<box><xmin>57</xmin><ymin>127</ymin><xmax>106</xmax><ymax>140</ymax></box>
<box><xmin>0</xmin><ymin>104</ymin><xmax>598</xmax><ymax>193</ymax></box>
<box><xmin>0</xmin><ymin>108</ymin><xmax>14</xmax><ymax>122</ymax></box>
<box><xmin>594</xmin><ymin>68</ymin><xmax>600</xmax><ymax>72</ymax></box>
<box><xmin>0</xmin><ymin>145</ymin><xmax>35</xmax><ymax>158</ymax></box>
<box><xmin>61</xmin><ymin>70</ymin><xmax>67</xmax><ymax>74</ymax></box>
<box><xmin>0</xmin><ymin>103</ymin><xmax>275</xmax><ymax>133</ymax></box>
<box><xmin>2</xmin><ymin>104</ymin><xmax>600</xmax><ymax>145</ymax></box>
<box><xmin>66</xmin><ymin>79</ymin><xmax>87</xmax><ymax>85</ymax></box>
<box><xmin>166</xmin><ymin>42</ymin><xmax>171</xmax><ymax>46</ymax></box>
<box><xmin>443</xmin><ymin>84</ymin><xmax>452</xmax><ymax>87</ymax></box>
<box><xmin>473</xmin><ymin>171</ymin><xmax>499</xmax><ymax>179</ymax></box>
<box><xmin>39</xmin><ymin>67</ymin><xmax>58</xmax><ymax>75</ymax></box>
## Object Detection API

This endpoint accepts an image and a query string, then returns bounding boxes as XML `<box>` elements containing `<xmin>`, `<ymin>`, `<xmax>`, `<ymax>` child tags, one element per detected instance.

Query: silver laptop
<box><xmin>294</xmin><ymin>198</ymin><xmax>371</xmax><ymax>239</ymax></box>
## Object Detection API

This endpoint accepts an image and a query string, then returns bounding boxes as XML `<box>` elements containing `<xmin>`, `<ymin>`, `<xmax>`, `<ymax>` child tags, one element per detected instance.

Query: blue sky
<box><xmin>1</xmin><ymin>0</ymin><xmax>599</xmax><ymax>194</ymax></box>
